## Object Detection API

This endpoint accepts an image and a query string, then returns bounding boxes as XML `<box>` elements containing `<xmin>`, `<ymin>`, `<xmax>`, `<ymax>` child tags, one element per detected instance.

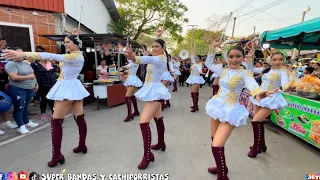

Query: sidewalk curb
<box><xmin>0</xmin><ymin>113</ymin><xmax>72</xmax><ymax>147</ymax></box>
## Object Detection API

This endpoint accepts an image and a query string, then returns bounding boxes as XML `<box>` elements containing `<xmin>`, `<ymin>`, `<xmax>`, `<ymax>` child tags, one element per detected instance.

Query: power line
<box><xmin>248</xmin><ymin>5</ymin><xmax>291</xmax><ymax>25</ymax></box>
<box><xmin>251</xmin><ymin>13</ymin><xmax>301</xmax><ymax>21</ymax></box>
<box><xmin>233</xmin><ymin>0</ymin><xmax>255</xmax><ymax>17</ymax></box>
<box><xmin>237</xmin><ymin>0</ymin><xmax>288</xmax><ymax>18</ymax></box>
<box><xmin>225</xmin><ymin>0</ymin><xmax>289</xmax><ymax>31</ymax></box>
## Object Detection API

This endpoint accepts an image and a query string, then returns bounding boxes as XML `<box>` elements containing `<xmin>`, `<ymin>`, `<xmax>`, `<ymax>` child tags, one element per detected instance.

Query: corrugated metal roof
<box><xmin>0</xmin><ymin>0</ymin><xmax>64</xmax><ymax>12</ymax></box>
<box><xmin>101</xmin><ymin>0</ymin><xmax>120</xmax><ymax>22</ymax></box>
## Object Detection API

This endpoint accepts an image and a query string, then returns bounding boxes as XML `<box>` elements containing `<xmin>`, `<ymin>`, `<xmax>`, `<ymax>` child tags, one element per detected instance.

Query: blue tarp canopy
<box><xmin>260</xmin><ymin>17</ymin><xmax>320</xmax><ymax>50</ymax></box>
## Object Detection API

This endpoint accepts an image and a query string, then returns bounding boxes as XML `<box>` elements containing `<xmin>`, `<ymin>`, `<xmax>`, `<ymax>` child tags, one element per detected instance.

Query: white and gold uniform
<box><xmin>26</xmin><ymin>51</ymin><xmax>89</xmax><ymax>101</ymax></box>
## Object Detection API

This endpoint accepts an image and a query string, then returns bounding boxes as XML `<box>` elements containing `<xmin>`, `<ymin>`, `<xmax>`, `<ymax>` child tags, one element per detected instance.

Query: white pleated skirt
<box><xmin>47</xmin><ymin>79</ymin><xmax>90</xmax><ymax>101</ymax></box>
<box><xmin>174</xmin><ymin>70</ymin><xmax>181</xmax><ymax>75</ymax></box>
<box><xmin>186</xmin><ymin>75</ymin><xmax>205</xmax><ymax>84</ymax></box>
<box><xmin>124</xmin><ymin>75</ymin><xmax>143</xmax><ymax>87</ymax></box>
<box><xmin>161</xmin><ymin>71</ymin><xmax>174</xmax><ymax>82</ymax></box>
<box><xmin>249</xmin><ymin>92</ymin><xmax>287</xmax><ymax>110</ymax></box>
<box><xmin>206</xmin><ymin>97</ymin><xmax>249</xmax><ymax>127</ymax></box>
<box><xmin>135</xmin><ymin>82</ymin><xmax>171</xmax><ymax>102</ymax></box>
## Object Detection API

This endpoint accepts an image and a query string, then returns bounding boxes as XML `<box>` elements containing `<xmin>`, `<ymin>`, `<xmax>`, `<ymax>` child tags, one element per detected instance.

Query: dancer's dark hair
<box><xmin>66</xmin><ymin>35</ymin><xmax>80</xmax><ymax>46</ymax></box>
<box><xmin>227</xmin><ymin>46</ymin><xmax>245</xmax><ymax>56</ymax></box>
<box><xmin>271</xmin><ymin>52</ymin><xmax>284</xmax><ymax>59</ymax></box>
<box><xmin>155</xmin><ymin>39</ymin><xmax>170</xmax><ymax>71</ymax></box>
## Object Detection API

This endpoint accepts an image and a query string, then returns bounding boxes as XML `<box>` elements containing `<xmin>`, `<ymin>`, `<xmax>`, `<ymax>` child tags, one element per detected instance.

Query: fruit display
<box><xmin>99</xmin><ymin>79</ymin><xmax>113</xmax><ymax>83</ymax></box>
<box><xmin>309</xmin><ymin>120</ymin><xmax>320</xmax><ymax>145</ymax></box>
<box><xmin>276</xmin><ymin>117</ymin><xmax>285</xmax><ymax>126</ymax></box>
<box><xmin>110</xmin><ymin>71</ymin><xmax>119</xmax><ymax>75</ymax></box>
<box><xmin>296</xmin><ymin>74</ymin><xmax>320</xmax><ymax>93</ymax></box>
<box><xmin>289</xmin><ymin>122</ymin><xmax>306</xmax><ymax>135</ymax></box>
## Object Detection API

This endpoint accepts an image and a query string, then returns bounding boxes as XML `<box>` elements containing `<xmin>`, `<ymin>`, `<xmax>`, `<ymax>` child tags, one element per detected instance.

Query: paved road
<box><xmin>0</xmin><ymin>85</ymin><xmax>319</xmax><ymax>180</ymax></box>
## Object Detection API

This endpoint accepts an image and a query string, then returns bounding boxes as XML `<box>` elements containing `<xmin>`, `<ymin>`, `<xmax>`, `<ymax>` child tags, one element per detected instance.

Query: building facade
<box><xmin>0</xmin><ymin>0</ymin><xmax>64</xmax><ymax>52</ymax></box>
<box><xmin>0</xmin><ymin>0</ymin><xmax>119</xmax><ymax>53</ymax></box>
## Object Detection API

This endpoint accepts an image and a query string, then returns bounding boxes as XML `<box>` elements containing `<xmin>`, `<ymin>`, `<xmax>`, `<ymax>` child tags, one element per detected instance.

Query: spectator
<box><xmin>304</xmin><ymin>66</ymin><xmax>314</xmax><ymax>75</ymax></box>
<box><xmin>31</xmin><ymin>46</ymin><xmax>58</xmax><ymax>120</ymax></box>
<box><xmin>5</xmin><ymin>47</ymin><xmax>39</xmax><ymax>135</ymax></box>
<box><xmin>310</xmin><ymin>60</ymin><xmax>320</xmax><ymax>78</ymax></box>
<box><xmin>0</xmin><ymin>38</ymin><xmax>8</xmax><ymax>51</ymax></box>
<box><xmin>0</xmin><ymin>62</ymin><xmax>18</xmax><ymax>135</ymax></box>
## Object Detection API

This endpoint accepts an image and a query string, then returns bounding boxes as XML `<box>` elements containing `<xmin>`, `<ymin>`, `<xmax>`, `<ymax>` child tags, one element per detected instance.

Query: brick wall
<box><xmin>0</xmin><ymin>6</ymin><xmax>57</xmax><ymax>53</ymax></box>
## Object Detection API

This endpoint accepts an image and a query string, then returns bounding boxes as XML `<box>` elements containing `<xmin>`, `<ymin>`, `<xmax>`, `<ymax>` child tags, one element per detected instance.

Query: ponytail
<box><xmin>262</xmin><ymin>67</ymin><xmax>271</xmax><ymax>74</ymax></box>
<box><xmin>164</xmin><ymin>50</ymin><xmax>170</xmax><ymax>71</ymax></box>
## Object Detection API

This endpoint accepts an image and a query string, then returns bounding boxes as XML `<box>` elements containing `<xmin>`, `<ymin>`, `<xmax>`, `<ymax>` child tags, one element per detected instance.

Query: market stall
<box><xmin>259</xmin><ymin>17</ymin><xmax>320</xmax><ymax>149</ymax></box>
<box><xmin>270</xmin><ymin>93</ymin><xmax>320</xmax><ymax>149</ymax></box>
<box><xmin>41</xmin><ymin>33</ymin><xmax>142</xmax><ymax>109</ymax></box>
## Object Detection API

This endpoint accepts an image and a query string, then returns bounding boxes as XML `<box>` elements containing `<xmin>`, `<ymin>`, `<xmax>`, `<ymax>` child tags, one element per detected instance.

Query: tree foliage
<box><xmin>172</xmin><ymin>29</ymin><xmax>224</xmax><ymax>56</ymax></box>
<box><xmin>109</xmin><ymin>0</ymin><xmax>188</xmax><ymax>41</ymax></box>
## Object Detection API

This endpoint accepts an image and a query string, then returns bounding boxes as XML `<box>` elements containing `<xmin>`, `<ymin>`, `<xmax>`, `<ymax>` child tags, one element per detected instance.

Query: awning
<box><xmin>260</xmin><ymin>17</ymin><xmax>320</xmax><ymax>50</ymax></box>
<box><xmin>39</xmin><ymin>33</ymin><xmax>142</xmax><ymax>48</ymax></box>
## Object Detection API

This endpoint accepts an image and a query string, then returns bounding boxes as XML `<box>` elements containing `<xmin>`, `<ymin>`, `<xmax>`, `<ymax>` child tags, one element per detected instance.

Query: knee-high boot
<box><xmin>248</xmin><ymin>121</ymin><xmax>263</xmax><ymax>158</ymax></box>
<box><xmin>47</xmin><ymin>118</ymin><xmax>65</xmax><ymax>167</ymax></box>
<box><xmin>124</xmin><ymin>96</ymin><xmax>134</xmax><ymax>122</ymax></box>
<box><xmin>131</xmin><ymin>96</ymin><xmax>140</xmax><ymax>117</ymax></box>
<box><xmin>196</xmin><ymin>92</ymin><xmax>199</xmax><ymax>109</ymax></box>
<box><xmin>138</xmin><ymin>123</ymin><xmax>155</xmax><ymax>169</ymax></box>
<box><xmin>73</xmin><ymin>114</ymin><xmax>87</xmax><ymax>153</ymax></box>
<box><xmin>191</xmin><ymin>92</ymin><xmax>199</xmax><ymax>112</ymax></box>
<box><xmin>162</xmin><ymin>101</ymin><xmax>167</xmax><ymax>110</ymax></box>
<box><xmin>208</xmin><ymin>137</ymin><xmax>229</xmax><ymax>174</ymax></box>
<box><xmin>172</xmin><ymin>79</ymin><xmax>177</xmax><ymax>92</ymax></box>
<box><xmin>151</xmin><ymin>117</ymin><xmax>166</xmax><ymax>151</ymax></box>
<box><xmin>166</xmin><ymin>100</ymin><xmax>171</xmax><ymax>108</ymax></box>
<box><xmin>212</xmin><ymin>147</ymin><xmax>229</xmax><ymax>180</ymax></box>
<box><xmin>249</xmin><ymin>122</ymin><xmax>267</xmax><ymax>152</ymax></box>
<box><xmin>212</xmin><ymin>85</ymin><xmax>219</xmax><ymax>96</ymax></box>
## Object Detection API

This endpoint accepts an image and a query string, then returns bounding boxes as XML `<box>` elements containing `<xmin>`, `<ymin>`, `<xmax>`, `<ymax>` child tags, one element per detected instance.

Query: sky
<box><xmin>180</xmin><ymin>0</ymin><xmax>320</xmax><ymax>37</ymax></box>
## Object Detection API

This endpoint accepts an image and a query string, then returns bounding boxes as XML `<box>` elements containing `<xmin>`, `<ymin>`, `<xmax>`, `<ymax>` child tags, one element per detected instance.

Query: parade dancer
<box><xmin>210</xmin><ymin>56</ymin><xmax>225</xmax><ymax>97</ymax></box>
<box><xmin>247</xmin><ymin>51</ymin><xmax>292</xmax><ymax>158</ymax></box>
<box><xmin>204</xmin><ymin>40</ymin><xmax>273</xmax><ymax>180</ymax></box>
<box><xmin>1</xmin><ymin>29</ymin><xmax>89</xmax><ymax>168</ymax></box>
<box><xmin>124</xmin><ymin>31</ymin><xmax>171</xmax><ymax>170</ymax></box>
<box><xmin>161</xmin><ymin>55</ymin><xmax>174</xmax><ymax>110</ymax></box>
<box><xmin>121</xmin><ymin>59</ymin><xmax>143</xmax><ymax>122</ymax></box>
<box><xmin>171</xmin><ymin>57</ymin><xmax>181</xmax><ymax>92</ymax></box>
<box><xmin>186</xmin><ymin>50</ymin><xmax>205</xmax><ymax>113</ymax></box>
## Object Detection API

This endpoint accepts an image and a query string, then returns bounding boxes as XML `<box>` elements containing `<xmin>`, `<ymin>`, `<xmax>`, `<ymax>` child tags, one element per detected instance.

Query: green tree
<box><xmin>109</xmin><ymin>0</ymin><xmax>188</xmax><ymax>41</ymax></box>
<box><xmin>173</xmin><ymin>29</ymin><xmax>224</xmax><ymax>56</ymax></box>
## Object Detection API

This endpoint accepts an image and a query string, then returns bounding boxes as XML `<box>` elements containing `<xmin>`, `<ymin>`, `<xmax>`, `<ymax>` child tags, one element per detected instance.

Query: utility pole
<box><xmin>231</xmin><ymin>17</ymin><xmax>237</xmax><ymax>38</ymax></box>
<box><xmin>301</xmin><ymin>11</ymin><xmax>306</xmax><ymax>22</ymax></box>
<box><xmin>220</xmin><ymin>12</ymin><xmax>233</xmax><ymax>42</ymax></box>
<box><xmin>188</xmin><ymin>25</ymin><xmax>199</xmax><ymax>50</ymax></box>
<box><xmin>301</xmin><ymin>6</ymin><xmax>311</xmax><ymax>22</ymax></box>
<box><xmin>254</xmin><ymin>26</ymin><xmax>256</xmax><ymax>34</ymax></box>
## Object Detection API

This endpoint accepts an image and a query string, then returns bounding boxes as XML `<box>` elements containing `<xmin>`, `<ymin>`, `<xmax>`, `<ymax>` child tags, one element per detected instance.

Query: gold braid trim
<box><xmin>63</xmin><ymin>52</ymin><xmax>80</xmax><ymax>60</ymax></box>
<box><xmin>282</xmin><ymin>83</ymin><xmax>290</xmax><ymax>90</ymax></box>
<box><xmin>159</xmin><ymin>54</ymin><xmax>167</xmax><ymax>61</ymax></box>
<box><xmin>26</xmin><ymin>52</ymin><xmax>42</xmax><ymax>60</ymax></box>
<box><xmin>208</xmin><ymin>46</ymin><xmax>216</xmax><ymax>55</ymax></box>
<box><xmin>135</xmin><ymin>56</ymin><xmax>142</xmax><ymax>64</ymax></box>
<box><xmin>250</xmin><ymin>87</ymin><xmax>263</xmax><ymax>97</ymax></box>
